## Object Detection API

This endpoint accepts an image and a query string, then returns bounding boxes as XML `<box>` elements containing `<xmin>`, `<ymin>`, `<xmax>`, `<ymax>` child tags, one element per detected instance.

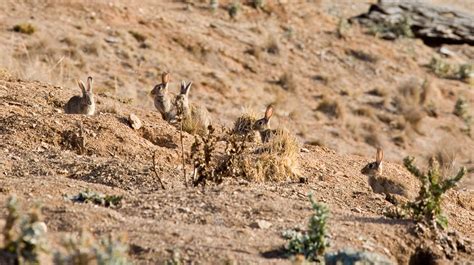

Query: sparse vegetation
<box><xmin>54</xmin><ymin>231</ymin><xmax>130</xmax><ymax>265</ymax></box>
<box><xmin>210</xmin><ymin>0</ymin><xmax>219</xmax><ymax>11</ymax></box>
<box><xmin>1</xmin><ymin>196</ymin><xmax>48</xmax><ymax>264</ymax></box>
<box><xmin>190</xmin><ymin>119</ymin><xmax>300</xmax><ymax>185</ymax></box>
<box><xmin>453</xmin><ymin>97</ymin><xmax>472</xmax><ymax>136</ymax></box>
<box><xmin>13</xmin><ymin>23</ymin><xmax>36</xmax><ymax>35</ymax></box>
<box><xmin>367</xmin><ymin>16</ymin><xmax>413</xmax><ymax>39</ymax></box>
<box><xmin>403</xmin><ymin>156</ymin><xmax>466</xmax><ymax>229</ymax></box>
<box><xmin>336</xmin><ymin>17</ymin><xmax>350</xmax><ymax>39</ymax></box>
<box><xmin>228</xmin><ymin>1</ymin><xmax>240</xmax><ymax>19</ymax></box>
<box><xmin>68</xmin><ymin>190</ymin><xmax>123</xmax><ymax>208</ymax></box>
<box><xmin>250</xmin><ymin>0</ymin><xmax>264</xmax><ymax>9</ymax></box>
<box><xmin>392</xmin><ymin>78</ymin><xmax>430</xmax><ymax>134</ymax></box>
<box><xmin>129</xmin><ymin>30</ymin><xmax>147</xmax><ymax>42</ymax></box>
<box><xmin>316</xmin><ymin>97</ymin><xmax>345</xmax><ymax>119</ymax></box>
<box><xmin>283</xmin><ymin>194</ymin><xmax>329</xmax><ymax>262</ymax></box>
<box><xmin>428</xmin><ymin>57</ymin><xmax>473</xmax><ymax>82</ymax></box>
<box><xmin>277</xmin><ymin>72</ymin><xmax>297</xmax><ymax>92</ymax></box>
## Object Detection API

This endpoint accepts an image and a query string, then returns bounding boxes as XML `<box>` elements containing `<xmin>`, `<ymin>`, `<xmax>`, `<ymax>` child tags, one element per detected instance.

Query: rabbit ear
<box><xmin>265</xmin><ymin>105</ymin><xmax>274</xmax><ymax>120</ymax></box>
<box><xmin>185</xmin><ymin>82</ymin><xmax>192</xmax><ymax>95</ymax></box>
<box><xmin>86</xmin><ymin>76</ymin><xmax>93</xmax><ymax>92</ymax></box>
<box><xmin>78</xmin><ymin>80</ymin><xmax>86</xmax><ymax>95</ymax></box>
<box><xmin>376</xmin><ymin>148</ymin><xmax>384</xmax><ymax>165</ymax></box>
<box><xmin>162</xmin><ymin>72</ymin><xmax>170</xmax><ymax>83</ymax></box>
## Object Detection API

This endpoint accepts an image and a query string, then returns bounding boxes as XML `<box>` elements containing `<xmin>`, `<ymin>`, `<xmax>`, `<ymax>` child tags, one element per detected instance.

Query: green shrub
<box><xmin>368</xmin><ymin>16</ymin><xmax>413</xmax><ymax>39</ymax></box>
<box><xmin>54</xmin><ymin>231</ymin><xmax>130</xmax><ymax>265</ymax></box>
<box><xmin>1</xmin><ymin>196</ymin><xmax>48</xmax><ymax>264</ymax></box>
<box><xmin>403</xmin><ymin>157</ymin><xmax>465</xmax><ymax>229</ymax></box>
<box><xmin>428</xmin><ymin>57</ymin><xmax>473</xmax><ymax>82</ymax></box>
<box><xmin>283</xmin><ymin>194</ymin><xmax>329</xmax><ymax>261</ymax></box>
<box><xmin>228</xmin><ymin>1</ymin><xmax>240</xmax><ymax>19</ymax></box>
<box><xmin>69</xmin><ymin>190</ymin><xmax>123</xmax><ymax>208</ymax></box>
<box><xmin>454</xmin><ymin>98</ymin><xmax>472</xmax><ymax>136</ymax></box>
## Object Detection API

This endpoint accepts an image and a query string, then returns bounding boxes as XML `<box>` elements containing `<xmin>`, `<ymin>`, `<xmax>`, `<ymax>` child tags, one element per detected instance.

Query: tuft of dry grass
<box><xmin>129</xmin><ymin>30</ymin><xmax>147</xmax><ymax>42</ymax></box>
<box><xmin>278</xmin><ymin>72</ymin><xmax>297</xmax><ymax>92</ymax></box>
<box><xmin>393</xmin><ymin>78</ymin><xmax>429</xmax><ymax>133</ymax></box>
<box><xmin>12</xmin><ymin>23</ymin><xmax>35</xmax><ymax>35</ymax></box>
<box><xmin>316</xmin><ymin>97</ymin><xmax>345</xmax><ymax>119</ymax></box>
<box><xmin>232</xmin><ymin>111</ymin><xmax>258</xmax><ymax>140</ymax></box>
<box><xmin>240</xmin><ymin>129</ymin><xmax>300</xmax><ymax>182</ymax></box>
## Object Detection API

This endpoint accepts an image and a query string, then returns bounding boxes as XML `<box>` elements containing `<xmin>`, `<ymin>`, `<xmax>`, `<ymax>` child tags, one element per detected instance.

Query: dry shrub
<box><xmin>354</xmin><ymin>106</ymin><xmax>375</xmax><ymax>119</ymax></box>
<box><xmin>247</xmin><ymin>129</ymin><xmax>300</xmax><ymax>182</ymax></box>
<box><xmin>316</xmin><ymin>97</ymin><xmax>345</xmax><ymax>119</ymax></box>
<box><xmin>432</xmin><ymin>139</ymin><xmax>462</xmax><ymax>176</ymax></box>
<box><xmin>191</xmin><ymin>125</ymin><xmax>300</xmax><ymax>186</ymax></box>
<box><xmin>232</xmin><ymin>112</ymin><xmax>258</xmax><ymax>141</ymax></box>
<box><xmin>278</xmin><ymin>72</ymin><xmax>297</xmax><ymax>92</ymax></box>
<box><xmin>393</xmin><ymin>78</ymin><xmax>429</xmax><ymax>133</ymax></box>
<box><xmin>13</xmin><ymin>23</ymin><xmax>36</xmax><ymax>35</ymax></box>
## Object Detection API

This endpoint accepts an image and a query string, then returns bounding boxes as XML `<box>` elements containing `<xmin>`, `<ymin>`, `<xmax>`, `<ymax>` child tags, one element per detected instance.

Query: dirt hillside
<box><xmin>0</xmin><ymin>0</ymin><xmax>473</xmax><ymax>264</ymax></box>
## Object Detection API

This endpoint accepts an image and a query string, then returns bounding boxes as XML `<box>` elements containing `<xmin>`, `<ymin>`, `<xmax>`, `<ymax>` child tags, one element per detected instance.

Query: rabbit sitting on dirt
<box><xmin>361</xmin><ymin>148</ymin><xmax>407</xmax><ymax>200</ymax></box>
<box><xmin>150</xmin><ymin>72</ymin><xmax>176</xmax><ymax>122</ymax></box>
<box><xmin>64</xmin><ymin>76</ymin><xmax>95</xmax><ymax>115</ymax></box>
<box><xmin>253</xmin><ymin>105</ymin><xmax>277</xmax><ymax>143</ymax></box>
<box><xmin>175</xmin><ymin>81</ymin><xmax>211</xmax><ymax>135</ymax></box>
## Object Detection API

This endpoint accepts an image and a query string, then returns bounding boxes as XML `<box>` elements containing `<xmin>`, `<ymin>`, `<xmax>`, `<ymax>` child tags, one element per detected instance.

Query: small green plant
<box><xmin>283</xmin><ymin>194</ymin><xmax>329</xmax><ymax>261</ymax></box>
<box><xmin>403</xmin><ymin>156</ymin><xmax>466</xmax><ymax>229</ymax></box>
<box><xmin>2</xmin><ymin>196</ymin><xmax>48</xmax><ymax>264</ymax></box>
<box><xmin>454</xmin><ymin>97</ymin><xmax>472</xmax><ymax>136</ymax></box>
<box><xmin>428</xmin><ymin>57</ymin><xmax>473</xmax><ymax>82</ymax></box>
<box><xmin>228</xmin><ymin>1</ymin><xmax>240</xmax><ymax>19</ymax></box>
<box><xmin>368</xmin><ymin>16</ymin><xmax>413</xmax><ymax>39</ymax></box>
<box><xmin>336</xmin><ymin>17</ymin><xmax>350</xmax><ymax>39</ymax></box>
<box><xmin>54</xmin><ymin>230</ymin><xmax>130</xmax><ymax>265</ymax></box>
<box><xmin>251</xmin><ymin>0</ymin><xmax>264</xmax><ymax>9</ymax></box>
<box><xmin>210</xmin><ymin>0</ymin><xmax>219</xmax><ymax>11</ymax></box>
<box><xmin>69</xmin><ymin>190</ymin><xmax>123</xmax><ymax>208</ymax></box>
<box><xmin>13</xmin><ymin>23</ymin><xmax>36</xmax><ymax>35</ymax></box>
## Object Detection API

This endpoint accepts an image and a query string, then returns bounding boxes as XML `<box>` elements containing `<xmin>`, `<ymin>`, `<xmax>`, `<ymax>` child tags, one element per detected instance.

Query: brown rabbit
<box><xmin>175</xmin><ymin>81</ymin><xmax>211</xmax><ymax>135</ymax></box>
<box><xmin>64</xmin><ymin>76</ymin><xmax>95</xmax><ymax>115</ymax></box>
<box><xmin>361</xmin><ymin>148</ymin><xmax>407</xmax><ymax>198</ymax></box>
<box><xmin>253</xmin><ymin>105</ymin><xmax>277</xmax><ymax>143</ymax></box>
<box><xmin>150</xmin><ymin>72</ymin><xmax>176</xmax><ymax>122</ymax></box>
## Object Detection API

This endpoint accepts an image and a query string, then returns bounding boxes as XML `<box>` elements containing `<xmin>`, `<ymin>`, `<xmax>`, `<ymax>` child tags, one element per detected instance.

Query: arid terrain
<box><xmin>0</xmin><ymin>0</ymin><xmax>473</xmax><ymax>264</ymax></box>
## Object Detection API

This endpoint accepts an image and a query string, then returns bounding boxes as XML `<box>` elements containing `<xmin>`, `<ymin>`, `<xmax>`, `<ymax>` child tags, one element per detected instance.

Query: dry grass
<box><xmin>12</xmin><ymin>23</ymin><xmax>36</xmax><ymax>35</ymax></box>
<box><xmin>316</xmin><ymin>97</ymin><xmax>345</xmax><ymax>119</ymax></box>
<box><xmin>241</xmin><ymin>129</ymin><xmax>300</xmax><ymax>182</ymax></box>
<box><xmin>278</xmin><ymin>72</ymin><xmax>297</xmax><ymax>92</ymax></box>
<box><xmin>393</xmin><ymin>78</ymin><xmax>430</xmax><ymax>133</ymax></box>
<box><xmin>232</xmin><ymin>111</ymin><xmax>258</xmax><ymax>140</ymax></box>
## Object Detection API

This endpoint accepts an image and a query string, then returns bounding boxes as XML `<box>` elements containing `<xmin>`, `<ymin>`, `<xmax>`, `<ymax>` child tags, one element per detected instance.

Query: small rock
<box><xmin>250</xmin><ymin>219</ymin><xmax>272</xmax><ymax>229</ymax></box>
<box><xmin>300</xmin><ymin>147</ymin><xmax>310</xmax><ymax>153</ymax></box>
<box><xmin>129</xmin><ymin>113</ymin><xmax>142</xmax><ymax>130</ymax></box>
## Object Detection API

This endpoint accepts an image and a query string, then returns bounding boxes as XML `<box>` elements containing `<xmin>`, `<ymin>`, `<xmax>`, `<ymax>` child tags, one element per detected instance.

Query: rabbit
<box><xmin>64</xmin><ymin>76</ymin><xmax>95</xmax><ymax>115</ymax></box>
<box><xmin>253</xmin><ymin>105</ymin><xmax>277</xmax><ymax>143</ymax></box>
<box><xmin>361</xmin><ymin>148</ymin><xmax>407</xmax><ymax>200</ymax></box>
<box><xmin>175</xmin><ymin>81</ymin><xmax>211</xmax><ymax>135</ymax></box>
<box><xmin>150</xmin><ymin>72</ymin><xmax>176</xmax><ymax>122</ymax></box>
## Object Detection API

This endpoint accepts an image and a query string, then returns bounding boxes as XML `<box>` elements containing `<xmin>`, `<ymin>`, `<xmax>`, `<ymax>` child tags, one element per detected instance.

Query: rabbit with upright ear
<box><xmin>176</xmin><ymin>81</ymin><xmax>211</xmax><ymax>135</ymax></box>
<box><xmin>150</xmin><ymin>72</ymin><xmax>176</xmax><ymax>122</ymax></box>
<box><xmin>253</xmin><ymin>105</ymin><xmax>277</xmax><ymax>143</ymax></box>
<box><xmin>361</xmin><ymin>147</ymin><xmax>384</xmax><ymax>177</ymax></box>
<box><xmin>361</xmin><ymin>148</ymin><xmax>407</xmax><ymax>198</ymax></box>
<box><xmin>64</xmin><ymin>76</ymin><xmax>95</xmax><ymax>115</ymax></box>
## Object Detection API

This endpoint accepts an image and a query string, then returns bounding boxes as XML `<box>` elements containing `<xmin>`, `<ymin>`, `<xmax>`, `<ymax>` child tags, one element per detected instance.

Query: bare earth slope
<box><xmin>0</xmin><ymin>0</ymin><xmax>473</xmax><ymax>264</ymax></box>
<box><xmin>0</xmin><ymin>73</ymin><xmax>473</xmax><ymax>263</ymax></box>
